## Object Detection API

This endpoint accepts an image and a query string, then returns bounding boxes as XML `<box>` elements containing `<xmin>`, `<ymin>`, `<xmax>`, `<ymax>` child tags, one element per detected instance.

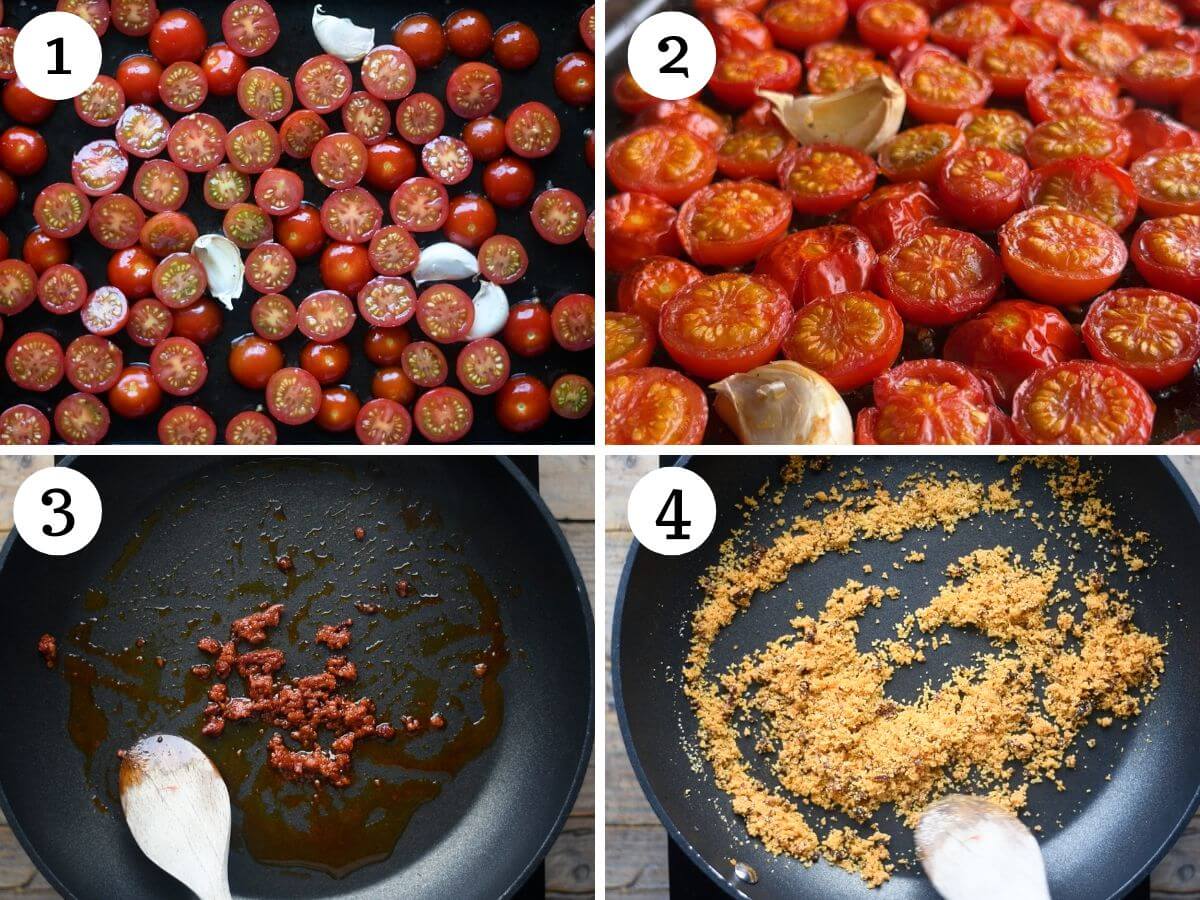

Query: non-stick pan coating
<box><xmin>0</xmin><ymin>0</ymin><xmax>595</xmax><ymax>443</ymax></box>
<box><xmin>0</xmin><ymin>455</ymin><xmax>592</xmax><ymax>899</ymax></box>
<box><xmin>615</xmin><ymin>456</ymin><xmax>1200</xmax><ymax>900</ymax></box>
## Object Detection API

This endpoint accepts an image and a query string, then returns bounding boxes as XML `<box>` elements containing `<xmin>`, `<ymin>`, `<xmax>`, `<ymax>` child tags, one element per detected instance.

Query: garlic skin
<box><xmin>312</xmin><ymin>5</ymin><xmax>375</xmax><ymax>62</ymax></box>
<box><xmin>190</xmin><ymin>234</ymin><xmax>244</xmax><ymax>310</ymax></box>
<box><xmin>711</xmin><ymin>361</ymin><xmax>853</xmax><ymax>445</ymax></box>
<box><xmin>757</xmin><ymin>75</ymin><xmax>906</xmax><ymax>154</ymax></box>
<box><xmin>464</xmin><ymin>281</ymin><xmax>509</xmax><ymax>339</ymax></box>
<box><xmin>413</xmin><ymin>242</ymin><xmax>480</xmax><ymax>284</ymax></box>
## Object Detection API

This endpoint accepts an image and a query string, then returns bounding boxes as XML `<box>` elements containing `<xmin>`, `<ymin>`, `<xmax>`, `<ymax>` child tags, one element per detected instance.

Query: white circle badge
<box><xmin>626</xmin><ymin>11</ymin><xmax>716</xmax><ymax>102</ymax></box>
<box><xmin>13</xmin><ymin>467</ymin><xmax>103</xmax><ymax>556</ymax></box>
<box><xmin>627</xmin><ymin>466</ymin><xmax>717</xmax><ymax>556</ymax></box>
<box><xmin>14</xmin><ymin>12</ymin><xmax>103</xmax><ymax>101</ymax></box>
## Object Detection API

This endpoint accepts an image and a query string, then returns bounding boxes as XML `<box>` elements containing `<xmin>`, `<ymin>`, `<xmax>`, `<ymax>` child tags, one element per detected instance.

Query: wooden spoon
<box><xmin>915</xmin><ymin>795</ymin><xmax>1051</xmax><ymax>900</ymax></box>
<box><xmin>119</xmin><ymin>734</ymin><xmax>232</xmax><ymax>900</ymax></box>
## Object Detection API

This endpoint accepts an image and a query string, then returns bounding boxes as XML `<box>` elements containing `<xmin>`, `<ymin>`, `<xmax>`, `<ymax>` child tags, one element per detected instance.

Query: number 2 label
<box><xmin>626</xmin><ymin>12</ymin><xmax>715</xmax><ymax>102</ymax></box>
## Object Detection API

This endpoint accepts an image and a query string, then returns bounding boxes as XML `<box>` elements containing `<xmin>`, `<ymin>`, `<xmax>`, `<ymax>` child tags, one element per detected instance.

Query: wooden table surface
<box><xmin>605</xmin><ymin>454</ymin><xmax>1200</xmax><ymax>899</ymax></box>
<box><xmin>0</xmin><ymin>454</ymin><xmax>595</xmax><ymax>900</ymax></box>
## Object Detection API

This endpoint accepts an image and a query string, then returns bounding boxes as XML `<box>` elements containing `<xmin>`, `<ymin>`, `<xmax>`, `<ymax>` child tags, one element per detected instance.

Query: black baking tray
<box><xmin>0</xmin><ymin>0</ymin><xmax>596</xmax><ymax>443</ymax></box>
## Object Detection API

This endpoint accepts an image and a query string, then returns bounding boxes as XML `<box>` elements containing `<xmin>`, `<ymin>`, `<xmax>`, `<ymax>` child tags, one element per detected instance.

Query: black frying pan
<box><xmin>614</xmin><ymin>455</ymin><xmax>1200</xmax><ymax>900</ymax></box>
<box><xmin>0</xmin><ymin>0</ymin><xmax>595</xmax><ymax>443</ymax></box>
<box><xmin>0</xmin><ymin>455</ymin><xmax>592</xmax><ymax>898</ymax></box>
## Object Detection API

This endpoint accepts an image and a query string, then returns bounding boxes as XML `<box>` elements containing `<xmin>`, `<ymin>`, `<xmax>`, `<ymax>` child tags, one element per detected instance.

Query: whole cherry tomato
<box><xmin>503</xmin><ymin>301</ymin><xmax>552</xmax><ymax>357</ymax></box>
<box><xmin>495</xmin><ymin>374</ymin><xmax>550</xmax><ymax>433</ymax></box>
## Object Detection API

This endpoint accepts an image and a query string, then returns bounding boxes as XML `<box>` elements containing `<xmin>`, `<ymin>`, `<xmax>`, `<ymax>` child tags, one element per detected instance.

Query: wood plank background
<box><xmin>605</xmin><ymin>454</ymin><xmax>1200</xmax><ymax>899</ymax></box>
<box><xmin>0</xmin><ymin>454</ymin><xmax>595</xmax><ymax>900</ymax></box>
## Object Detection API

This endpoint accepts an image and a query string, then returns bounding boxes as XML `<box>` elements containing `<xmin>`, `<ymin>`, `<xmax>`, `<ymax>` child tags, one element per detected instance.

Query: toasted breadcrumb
<box><xmin>684</xmin><ymin>458</ymin><xmax>1164</xmax><ymax>888</ymax></box>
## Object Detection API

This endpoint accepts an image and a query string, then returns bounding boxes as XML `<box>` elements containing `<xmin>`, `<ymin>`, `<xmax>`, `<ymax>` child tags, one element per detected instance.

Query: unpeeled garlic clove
<box><xmin>190</xmin><ymin>234</ymin><xmax>243</xmax><ymax>310</ymax></box>
<box><xmin>757</xmin><ymin>75</ymin><xmax>906</xmax><ymax>154</ymax></box>
<box><xmin>413</xmin><ymin>242</ymin><xmax>480</xmax><ymax>283</ymax></box>
<box><xmin>312</xmin><ymin>5</ymin><xmax>375</xmax><ymax>62</ymax></box>
<box><xmin>712</xmin><ymin>361</ymin><xmax>852</xmax><ymax>445</ymax></box>
<box><xmin>464</xmin><ymin>281</ymin><xmax>509</xmax><ymax>339</ymax></box>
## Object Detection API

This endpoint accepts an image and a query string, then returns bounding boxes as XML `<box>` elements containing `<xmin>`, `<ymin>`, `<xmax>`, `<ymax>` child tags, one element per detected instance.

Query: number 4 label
<box><xmin>628</xmin><ymin>467</ymin><xmax>716</xmax><ymax>556</ymax></box>
<box><xmin>627</xmin><ymin>12</ymin><xmax>716</xmax><ymax>102</ymax></box>
<box><xmin>13</xmin><ymin>467</ymin><xmax>103</xmax><ymax>556</ymax></box>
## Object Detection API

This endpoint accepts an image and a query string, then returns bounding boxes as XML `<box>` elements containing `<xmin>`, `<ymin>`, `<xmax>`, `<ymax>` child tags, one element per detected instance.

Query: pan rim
<box><xmin>612</xmin><ymin>454</ymin><xmax>1200</xmax><ymax>900</ymax></box>
<box><xmin>0</xmin><ymin>454</ymin><xmax>594</xmax><ymax>900</ymax></box>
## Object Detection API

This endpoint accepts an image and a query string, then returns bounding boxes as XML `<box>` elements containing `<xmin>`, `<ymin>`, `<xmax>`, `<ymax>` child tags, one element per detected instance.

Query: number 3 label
<box><xmin>13</xmin><ymin>467</ymin><xmax>103</xmax><ymax>556</ymax></box>
<box><xmin>627</xmin><ymin>12</ymin><xmax>716</xmax><ymax>102</ymax></box>
<box><xmin>13</xmin><ymin>12</ymin><xmax>103</xmax><ymax>101</ymax></box>
<box><xmin>628</xmin><ymin>467</ymin><xmax>716</xmax><ymax>556</ymax></box>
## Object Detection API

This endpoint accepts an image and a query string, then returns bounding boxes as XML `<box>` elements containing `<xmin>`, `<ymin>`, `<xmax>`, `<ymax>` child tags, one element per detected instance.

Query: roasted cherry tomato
<box><xmin>878</xmin><ymin>124</ymin><xmax>965</xmax><ymax>183</ymax></box>
<box><xmin>935</xmin><ymin>146</ymin><xmax>1028</xmax><ymax>231</ymax></box>
<box><xmin>606</xmin><ymin>311</ymin><xmax>657</xmax><ymax>375</ymax></box>
<box><xmin>606</xmin><ymin>126</ymin><xmax>717</xmax><ymax>206</ymax></box>
<box><xmin>617</xmin><ymin>255</ymin><xmax>703</xmax><ymax>324</ymax></box>
<box><xmin>676</xmin><ymin>179</ymin><xmax>790</xmax><ymax>267</ymax></box>
<box><xmin>707</xmin><ymin>50</ymin><xmax>803</xmax><ymax>109</ymax></box>
<box><xmin>782</xmin><ymin>290</ymin><xmax>903</xmax><ymax>392</ymax></box>
<box><xmin>754</xmin><ymin>225</ymin><xmax>877</xmax><ymax>307</ymax></box>
<box><xmin>998</xmin><ymin>206</ymin><xmax>1126</xmax><ymax>305</ymax></box>
<box><xmin>778</xmin><ymin>143</ymin><xmax>876</xmax><ymax>215</ymax></box>
<box><xmin>1082</xmin><ymin>288</ymin><xmax>1200</xmax><ymax>389</ymax></box>
<box><xmin>1132</xmin><ymin>214</ymin><xmax>1200</xmax><ymax>301</ymax></box>
<box><xmin>1024</xmin><ymin>157</ymin><xmax>1138</xmax><ymax>231</ymax></box>
<box><xmin>869</xmin><ymin>359</ymin><xmax>996</xmax><ymax>444</ymax></box>
<box><xmin>849</xmin><ymin>182</ymin><xmax>942</xmax><ymax>252</ymax></box>
<box><xmin>606</xmin><ymin>367</ymin><xmax>708</xmax><ymax>445</ymax></box>
<box><xmin>877</xmin><ymin>226</ymin><xmax>1001</xmax><ymax>325</ymax></box>
<box><xmin>900</xmin><ymin>47</ymin><xmax>992</xmax><ymax>123</ymax></box>
<box><xmin>1131</xmin><ymin>147</ymin><xmax>1200</xmax><ymax>217</ymax></box>
<box><xmin>1011</xmin><ymin>359</ymin><xmax>1154</xmax><ymax>444</ymax></box>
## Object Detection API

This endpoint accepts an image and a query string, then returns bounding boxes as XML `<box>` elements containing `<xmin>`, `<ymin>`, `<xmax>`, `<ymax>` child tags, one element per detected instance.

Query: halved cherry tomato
<box><xmin>355</xmin><ymin>398</ymin><xmax>412</xmax><ymax>444</ymax></box>
<box><xmin>298</xmin><ymin>290</ymin><xmax>356</xmax><ymax>343</ymax></box>
<box><xmin>158</xmin><ymin>61</ymin><xmax>207</xmax><ymax>113</ymax></box>
<box><xmin>482</xmin><ymin>156</ymin><xmax>534</xmax><ymax>208</ymax></box>
<box><xmin>477</xmin><ymin>234</ymin><xmax>528</xmax><ymax>284</ymax></box>
<box><xmin>82</xmin><ymin>285</ymin><xmax>131</xmax><ymax>335</ymax></box>
<box><xmin>402</xmin><ymin>341</ymin><xmax>449</xmax><ymax>387</ymax></box>
<box><xmin>5</xmin><ymin>332</ymin><xmax>63</xmax><ymax>392</ymax></box>
<box><xmin>75</xmin><ymin>76</ymin><xmax>125</xmax><ymax>127</ymax></box>
<box><xmin>445</xmin><ymin>61</ymin><xmax>502</xmax><ymax>119</ymax></box>
<box><xmin>126</xmin><ymin>297</ymin><xmax>173</xmax><ymax>347</ymax></box>
<box><xmin>131</xmin><ymin>160</ymin><xmax>186</xmax><ymax>214</ymax></box>
<box><xmin>237</xmin><ymin>66</ymin><xmax>293</xmax><ymax>122</ymax></box>
<box><xmin>706</xmin><ymin>7</ymin><xmax>774</xmax><ymax>56</ymax></box>
<box><xmin>1132</xmin><ymin>214</ymin><xmax>1200</xmax><ymax>301</ymax></box>
<box><xmin>935</xmin><ymin>146</ymin><xmax>1027</xmax><ymax>230</ymax></box>
<box><xmin>222</xmin><ymin>202</ymin><xmax>272</xmax><ymax>249</ymax></box>
<box><xmin>1013</xmin><ymin>0</ymin><xmax>1086</xmax><ymax>42</ymax></box>
<box><xmin>1120</xmin><ymin>49</ymin><xmax>1199</xmax><ymax>107</ymax></box>
<box><xmin>1123</xmin><ymin>109</ymin><xmax>1197</xmax><ymax>163</ymax></box>
<box><xmin>607</xmin><ymin>126</ymin><xmax>717</xmax><ymax>206</ymax></box>
<box><xmin>116</xmin><ymin>104</ymin><xmax>170</xmax><ymax>159</ymax></box>
<box><xmin>676</xmin><ymin>179</ymin><xmax>790</xmax><ymax>267</ymax></box>
<box><xmin>226</xmin><ymin>410</ymin><xmax>278</xmax><ymax>444</ymax></box>
<box><xmin>422</xmin><ymin>136</ymin><xmax>473</xmax><ymax>185</ymax></box>
<box><xmin>1025</xmin><ymin>71</ymin><xmax>1128</xmax><ymax>123</ymax></box>
<box><xmin>88</xmin><ymin>194</ymin><xmax>145</xmax><ymax>250</ymax></box>
<box><xmin>222</xmin><ymin>0</ymin><xmax>279</xmax><ymax>57</ymax></box>
<box><xmin>369</xmin><ymin>226</ymin><xmax>420</xmax><ymax>276</ymax></box>
<box><xmin>201</xmin><ymin>43</ymin><xmax>247</xmax><ymax>97</ymax></box>
<box><xmin>551</xmin><ymin>293</ymin><xmax>594</xmax><ymax>352</ymax></box>
<box><xmin>580</xmin><ymin>5</ymin><xmax>596</xmax><ymax>49</ymax></box>
<box><xmin>968</xmin><ymin>34</ymin><xmax>1056</xmax><ymax>97</ymax></box>
<box><xmin>877</xmin><ymin>226</ymin><xmax>1000</xmax><ymax>325</ymax></box>
<box><xmin>299</xmin><ymin>340</ymin><xmax>350</xmax><ymax>386</ymax></box>
<box><xmin>636</xmin><ymin>98</ymin><xmax>730</xmax><ymax>147</ymax></box>
<box><xmin>807</xmin><ymin>56</ymin><xmax>892</xmax><ymax>94</ymax></box>
<box><xmin>617</xmin><ymin>255</ymin><xmax>703</xmax><ymax>324</ymax></box>
<box><xmin>203</xmin><ymin>164</ymin><xmax>251</xmax><ymax>209</ymax></box>
<box><xmin>998</xmin><ymin>206</ymin><xmax>1127</xmax><ymax>304</ymax></box>
<box><xmin>1082</xmin><ymin>288</ymin><xmax>1200</xmax><ymax>389</ymax></box>
<box><xmin>245</xmin><ymin>242</ymin><xmax>296</xmax><ymax>294</ymax></box>
<box><xmin>878</xmin><ymin>124</ymin><xmax>964</xmax><ymax>182</ymax></box>
<box><xmin>504</xmin><ymin>101</ymin><xmax>561</xmax><ymax>158</ymax></box>
<box><xmin>321</xmin><ymin>188</ymin><xmax>383</xmax><ymax>244</ymax></box>
<box><xmin>0</xmin><ymin>259</ymin><xmax>37</xmax><ymax>315</ymax></box>
<box><xmin>957</xmin><ymin>107</ymin><xmax>1033</xmax><ymax>156</ymax></box>
<box><xmin>252</xmin><ymin>167</ymin><xmax>303</xmax><ymax>216</ymax></box>
<box><xmin>456</xmin><ymin>338</ymin><xmax>511</xmax><ymax>395</ymax></box>
<box><xmin>0</xmin><ymin>405</ymin><xmax>51</xmax><ymax>444</ymax></box>
<box><xmin>943</xmin><ymin>299</ymin><xmax>1081</xmax><ymax>404</ymax></box>
<box><xmin>55</xmin><ymin>393</ymin><xmax>110</xmax><ymax>444</ymax></box>
<box><xmin>167</xmin><ymin>112</ymin><xmax>227</xmax><ymax>172</ymax></box>
<box><xmin>1100</xmin><ymin>0</ymin><xmax>1182</xmax><ymax>42</ymax></box>
<box><xmin>157</xmin><ymin>405</ymin><xmax>217</xmax><ymax>444</ymax></box>
<box><xmin>34</xmin><ymin>184</ymin><xmax>90</xmax><ymax>239</ymax></box>
<box><xmin>779</xmin><ymin>144</ymin><xmax>876</xmax><ymax>215</ymax></box>
<box><xmin>1025</xmin><ymin>114</ymin><xmax>1131</xmax><ymax>167</ymax></box>
<box><xmin>901</xmin><ymin>47</ymin><xmax>992</xmax><ymax>123</ymax></box>
<box><xmin>415</xmin><ymin>386</ymin><xmax>474</xmax><ymax>442</ymax></box>
<box><xmin>38</xmin><ymin>264</ymin><xmax>87</xmax><ymax>315</ymax></box>
<box><xmin>716</xmin><ymin>127</ymin><xmax>796</xmax><ymax>182</ymax></box>
<box><xmin>266</xmin><ymin>366</ymin><xmax>321</xmax><ymax>425</ymax></box>
<box><xmin>358</xmin><ymin>276</ymin><xmax>416</xmax><ymax>328</ymax></box>
<box><xmin>396</xmin><ymin>92</ymin><xmax>445</xmax><ymax>145</ymax></box>
<box><xmin>613</xmin><ymin>71</ymin><xmax>655</xmax><ymax>115</ymax></box>
<box><xmin>754</xmin><ymin>225</ymin><xmax>877</xmax><ymax>307</ymax></box>
<box><xmin>606</xmin><ymin>192</ymin><xmax>680</xmax><ymax>273</ymax></box>
<box><xmin>416</xmin><ymin>284</ymin><xmax>474</xmax><ymax>343</ymax></box>
<box><xmin>606</xmin><ymin>311</ymin><xmax>656</xmax><ymax>374</ymax></box>
<box><xmin>340</xmin><ymin>91</ymin><xmax>391</xmax><ymax>147</ymax></box>
<box><xmin>280</xmin><ymin>109</ymin><xmax>327</xmax><ymax>158</ymax></box>
<box><xmin>1131</xmin><ymin>147</ymin><xmax>1200</xmax><ymax>217</ymax></box>
<box><xmin>871</xmin><ymin>359</ymin><xmax>995</xmax><ymax>444</ymax></box>
<box><xmin>933</xmin><ymin>2</ymin><xmax>1014</xmax><ymax>56</ymax></box>
<box><xmin>550</xmin><ymin>375</ymin><xmax>594</xmax><ymax>420</ymax></box>
<box><xmin>1024</xmin><ymin>157</ymin><xmax>1138</xmax><ymax>231</ymax></box>
<box><xmin>782</xmin><ymin>290</ymin><xmax>902</xmax><ymax>391</ymax></box>
<box><xmin>250</xmin><ymin>293</ymin><xmax>297</xmax><ymax>340</ymax></box>
<box><xmin>856</xmin><ymin>0</ymin><xmax>928</xmax><ymax>52</ymax></box>
<box><xmin>531</xmin><ymin>189</ymin><xmax>586</xmax><ymax>245</ymax></box>
<box><xmin>390</xmin><ymin>177</ymin><xmax>449</xmax><ymax>232</ymax></box>
<box><xmin>225</xmin><ymin>119</ymin><xmax>280</xmax><ymax>174</ymax></box>
<box><xmin>707</xmin><ymin>50</ymin><xmax>803</xmax><ymax>108</ymax></box>
<box><xmin>763</xmin><ymin>0</ymin><xmax>848</xmax><ymax>48</ymax></box>
<box><xmin>849</xmin><ymin>182</ymin><xmax>942</xmax><ymax>251</ymax></box>
<box><xmin>659</xmin><ymin>273</ymin><xmax>791</xmax><ymax>380</ymax></box>
<box><xmin>1059</xmin><ymin>22</ymin><xmax>1144</xmax><ymax>78</ymax></box>
<box><xmin>150</xmin><ymin>336</ymin><xmax>207</xmax><ymax>396</ymax></box>
<box><xmin>606</xmin><ymin>367</ymin><xmax>708</xmax><ymax>445</ymax></box>
<box><xmin>362</xmin><ymin>44</ymin><xmax>417</xmax><ymax>101</ymax></box>
<box><xmin>494</xmin><ymin>376</ymin><xmax>549</xmax><ymax>433</ymax></box>
<box><xmin>1012</xmin><ymin>359</ymin><xmax>1154</xmax><ymax>444</ymax></box>
<box><xmin>109</xmin><ymin>364</ymin><xmax>162</xmax><ymax>418</ymax></box>
<box><xmin>295</xmin><ymin>54</ymin><xmax>352</xmax><ymax>114</ymax></box>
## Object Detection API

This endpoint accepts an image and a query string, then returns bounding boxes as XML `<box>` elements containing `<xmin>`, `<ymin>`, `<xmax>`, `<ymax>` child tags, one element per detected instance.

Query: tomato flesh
<box><xmin>1012</xmin><ymin>360</ymin><xmax>1154</xmax><ymax>444</ymax></box>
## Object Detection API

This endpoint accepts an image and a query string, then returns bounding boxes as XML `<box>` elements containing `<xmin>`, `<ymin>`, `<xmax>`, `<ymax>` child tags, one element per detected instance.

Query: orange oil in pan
<box><xmin>50</xmin><ymin>472</ymin><xmax>510</xmax><ymax>878</ymax></box>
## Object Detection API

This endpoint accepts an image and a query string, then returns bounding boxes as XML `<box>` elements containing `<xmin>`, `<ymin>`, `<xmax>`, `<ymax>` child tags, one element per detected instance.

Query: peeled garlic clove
<box><xmin>312</xmin><ymin>5</ymin><xmax>375</xmax><ymax>62</ymax></box>
<box><xmin>464</xmin><ymin>281</ymin><xmax>508</xmax><ymax>339</ymax></box>
<box><xmin>190</xmin><ymin>234</ymin><xmax>244</xmax><ymax>310</ymax></box>
<box><xmin>413</xmin><ymin>242</ymin><xmax>480</xmax><ymax>284</ymax></box>
<box><xmin>712</xmin><ymin>361</ymin><xmax>852</xmax><ymax>445</ymax></box>
<box><xmin>757</xmin><ymin>75</ymin><xmax>905</xmax><ymax>154</ymax></box>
